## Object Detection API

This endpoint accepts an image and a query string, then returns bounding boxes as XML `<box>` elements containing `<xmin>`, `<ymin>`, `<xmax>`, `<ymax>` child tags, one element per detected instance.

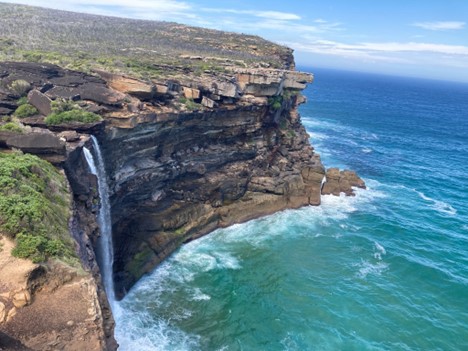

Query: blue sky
<box><xmin>3</xmin><ymin>0</ymin><xmax>468</xmax><ymax>82</ymax></box>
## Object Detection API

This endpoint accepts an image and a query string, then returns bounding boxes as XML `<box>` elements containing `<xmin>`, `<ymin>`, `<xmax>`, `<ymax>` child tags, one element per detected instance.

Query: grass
<box><xmin>45</xmin><ymin>109</ymin><xmax>102</xmax><ymax>125</ymax></box>
<box><xmin>0</xmin><ymin>151</ymin><xmax>75</xmax><ymax>263</ymax></box>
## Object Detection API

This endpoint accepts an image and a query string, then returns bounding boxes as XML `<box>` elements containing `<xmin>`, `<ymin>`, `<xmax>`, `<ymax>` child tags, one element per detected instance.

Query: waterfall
<box><xmin>83</xmin><ymin>136</ymin><xmax>116</xmax><ymax>305</ymax></box>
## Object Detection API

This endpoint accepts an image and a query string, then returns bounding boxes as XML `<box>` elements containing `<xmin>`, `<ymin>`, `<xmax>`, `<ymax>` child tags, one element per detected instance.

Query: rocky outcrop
<box><xmin>321</xmin><ymin>168</ymin><xmax>366</xmax><ymax>196</ymax></box>
<box><xmin>93</xmin><ymin>70</ymin><xmax>155</xmax><ymax>100</ymax></box>
<box><xmin>235</xmin><ymin>68</ymin><xmax>313</xmax><ymax>96</ymax></box>
<box><xmin>0</xmin><ymin>236</ymin><xmax>116</xmax><ymax>351</ymax></box>
<box><xmin>6</xmin><ymin>132</ymin><xmax>66</xmax><ymax>163</ymax></box>
<box><xmin>0</xmin><ymin>62</ymin><xmax>125</xmax><ymax>109</ymax></box>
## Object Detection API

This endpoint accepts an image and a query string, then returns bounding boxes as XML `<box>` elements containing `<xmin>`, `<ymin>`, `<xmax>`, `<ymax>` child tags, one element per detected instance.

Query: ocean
<box><xmin>114</xmin><ymin>68</ymin><xmax>468</xmax><ymax>350</ymax></box>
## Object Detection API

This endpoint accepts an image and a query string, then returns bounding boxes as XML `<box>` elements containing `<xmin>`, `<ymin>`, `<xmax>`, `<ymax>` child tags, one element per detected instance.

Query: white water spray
<box><xmin>83</xmin><ymin>136</ymin><xmax>116</xmax><ymax>305</ymax></box>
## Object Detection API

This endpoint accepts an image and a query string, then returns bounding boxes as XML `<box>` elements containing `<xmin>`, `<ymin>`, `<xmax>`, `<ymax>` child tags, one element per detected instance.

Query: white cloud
<box><xmin>294</xmin><ymin>39</ymin><xmax>468</xmax><ymax>56</ymax></box>
<box><xmin>359</xmin><ymin>42</ymin><xmax>468</xmax><ymax>55</ymax></box>
<box><xmin>202</xmin><ymin>8</ymin><xmax>301</xmax><ymax>21</ymax></box>
<box><xmin>412</xmin><ymin>21</ymin><xmax>465</xmax><ymax>31</ymax></box>
<box><xmin>4</xmin><ymin>0</ymin><xmax>191</xmax><ymax>11</ymax></box>
<box><xmin>1</xmin><ymin>0</ymin><xmax>194</xmax><ymax>20</ymax></box>
<box><xmin>288</xmin><ymin>39</ymin><xmax>468</xmax><ymax>66</ymax></box>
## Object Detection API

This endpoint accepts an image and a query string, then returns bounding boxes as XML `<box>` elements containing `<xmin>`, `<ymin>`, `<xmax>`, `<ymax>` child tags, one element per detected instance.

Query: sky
<box><xmin>2</xmin><ymin>0</ymin><xmax>468</xmax><ymax>82</ymax></box>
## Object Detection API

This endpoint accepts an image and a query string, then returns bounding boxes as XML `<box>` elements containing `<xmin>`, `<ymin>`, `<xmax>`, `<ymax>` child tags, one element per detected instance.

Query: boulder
<box><xmin>182</xmin><ymin>87</ymin><xmax>200</xmax><ymax>100</ymax></box>
<box><xmin>201</xmin><ymin>96</ymin><xmax>215</xmax><ymax>108</ymax></box>
<box><xmin>58</xmin><ymin>130</ymin><xmax>80</xmax><ymax>142</ymax></box>
<box><xmin>27</xmin><ymin>89</ymin><xmax>52</xmax><ymax>115</ymax></box>
<box><xmin>154</xmin><ymin>83</ymin><xmax>169</xmax><ymax>95</ymax></box>
<box><xmin>6</xmin><ymin>132</ymin><xmax>66</xmax><ymax>156</ymax></box>
<box><xmin>79</xmin><ymin>83</ymin><xmax>126</xmax><ymax>105</ymax></box>
<box><xmin>210</xmin><ymin>81</ymin><xmax>239</xmax><ymax>98</ymax></box>
<box><xmin>95</xmin><ymin>70</ymin><xmax>155</xmax><ymax>100</ymax></box>
<box><xmin>12</xmin><ymin>289</ymin><xmax>31</xmax><ymax>308</ymax></box>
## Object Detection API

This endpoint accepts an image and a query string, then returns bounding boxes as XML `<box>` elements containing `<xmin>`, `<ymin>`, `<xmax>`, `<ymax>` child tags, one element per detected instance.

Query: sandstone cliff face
<box><xmin>0</xmin><ymin>60</ymin><xmax>328</xmax><ymax>301</ymax></box>
<box><xmin>0</xmin><ymin>60</ymin><xmax>328</xmax><ymax>347</ymax></box>
<box><xmin>97</xmin><ymin>71</ymin><xmax>325</xmax><ymax>298</ymax></box>
<box><xmin>0</xmin><ymin>59</ymin><xmax>366</xmax><ymax>305</ymax></box>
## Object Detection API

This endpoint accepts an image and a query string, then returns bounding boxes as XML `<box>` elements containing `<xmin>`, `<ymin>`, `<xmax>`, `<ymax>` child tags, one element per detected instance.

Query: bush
<box><xmin>9</xmin><ymin>79</ymin><xmax>31</xmax><ymax>96</ymax></box>
<box><xmin>17</xmin><ymin>96</ymin><xmax>28</xmax><ymax>106</ymax></box>
<box><xmin>0</xmin><ymin>122</ymin><xmax>23</xmax><ymax>133</ymax></box>
<box><xmin>268</xmin><ymin>96</ymin><xmax>283</xmax><ymax>111</ymax></box>
<box><xmin>45</xmin><ymin>109</ymin><xmax>102</xmax><ymax>125</ymax></box>
<box><xmin>0</xmin><ymin>152</ymin><xmax>74</xmax><ymax>263</ymax></box>
<box><xmin>12</xmin><ymin>232</ymin><xmax>47</xmax><ymax>263</ymax></box>
<box><xmin>14</xmin><ymin>103</ymin><xmax>38</xmax><ymax>118</ymax></box>
<box><xmin>50</xmin><ymin>99</ymin><xmax>78</xmax><ymax>114</ymax></box>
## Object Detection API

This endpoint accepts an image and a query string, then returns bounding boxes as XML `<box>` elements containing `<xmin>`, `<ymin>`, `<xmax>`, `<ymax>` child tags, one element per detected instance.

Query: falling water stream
<box><xmin>83</xmin><ymin>136</ymin><xmax>116</xmax><ymax>305</ymax></box>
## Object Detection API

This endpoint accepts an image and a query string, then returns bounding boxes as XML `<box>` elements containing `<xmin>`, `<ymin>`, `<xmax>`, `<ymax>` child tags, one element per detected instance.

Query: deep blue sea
<box><xmin>114</xmin><ymin>68</ymin><xmax>468</xmax><ymax>350</ymax></box>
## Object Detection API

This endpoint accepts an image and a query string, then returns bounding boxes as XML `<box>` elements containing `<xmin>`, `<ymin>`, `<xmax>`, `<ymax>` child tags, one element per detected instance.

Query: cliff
<box><xmin>0</xmin><ymin>3</ymin><xmax>365</xmax><ymax>350</ymax></box>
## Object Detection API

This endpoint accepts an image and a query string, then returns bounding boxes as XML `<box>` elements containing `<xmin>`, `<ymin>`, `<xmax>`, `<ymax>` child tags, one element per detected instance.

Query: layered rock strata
<box><xmin>0</xmin><ymin>61</ymin><xmax>365</xmax><ymax>303</ymax></box>
<box><xmin>0</xmin><ymin>61</ymin><xmax>368</xmax><ymax>303</ymax></box>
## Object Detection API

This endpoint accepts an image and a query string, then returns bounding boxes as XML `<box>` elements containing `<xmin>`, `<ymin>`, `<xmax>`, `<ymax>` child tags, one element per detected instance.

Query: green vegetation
<box><xmin>14</xmin><ymin>103</ymin><xmax>38</xmax><ymax>118</ymax></box>
<box><xmin>268</xmin><ymin>96</ymin><xmax>283</xmax><ymax>110</ymax></box>
<box><xmin>283</xmin><ymin>89</ymin><xmax>300</xmax><ymax>100</ymax></box>
<box><xmin>9</xmin><ymin>79</ymin><xmax>31</xmax><ymax>96</ymax></box>
<box><xmin>51</xmin><ymin>99</ymin><xmax>78</xmax><ymax>113</ymax></box>
<box><xmin>127</xmin><ymin>245</ymin><xmax>154</xmax><ymax>278</ymax></box>
<box><xmin>179</xmin><ymin>97</ymin><xmax>201</xmax><ymax>111</ymax></box>
<box><xmin>0</xmin><ymin>3</ymin><xmax>292</xmax><ymax>80</ymax></box>
<box><xmin>45</xmin><ymin>109</ymin><xmax>102</xmax><ymax>125</ymax></box>
<box><xmin>0</xmin><ymin>151</ymin><xmax>74</xmax><ymax>263</ymax></box>
<box><xmin>17</xmin><ymin>96</ymin><xmax>28</xmax><ymax>106</ymax></box>
<box><xmin>44</xmin><ymin>99</ymin><xmax>101</xmax><ymax>125</ymax></box>
<box><xmin>0</xmin><ymin>122</ymin><xmax>23</xmax><ymax>133</ymax></box>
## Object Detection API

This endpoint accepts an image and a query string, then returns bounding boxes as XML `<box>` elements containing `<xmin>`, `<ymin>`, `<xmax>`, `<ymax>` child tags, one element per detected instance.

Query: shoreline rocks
<box><xmin>321</xmin><ymin>168</ymin><xmax>366</xmax><ymax>196</ymax></box>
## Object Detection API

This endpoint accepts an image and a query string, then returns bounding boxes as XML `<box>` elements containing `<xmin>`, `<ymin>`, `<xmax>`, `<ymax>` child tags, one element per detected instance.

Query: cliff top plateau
<box><xmin>0</xmin><ymin>2</ymin><xmax>294</xmax><ymax>77</ymax></box>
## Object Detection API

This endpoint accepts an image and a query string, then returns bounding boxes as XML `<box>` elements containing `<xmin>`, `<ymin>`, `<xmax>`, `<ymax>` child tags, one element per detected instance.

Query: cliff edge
<box><xmin>0</xmin><ymin>3</ymin><xmax>365</xmax><ymax>349</ymax></box>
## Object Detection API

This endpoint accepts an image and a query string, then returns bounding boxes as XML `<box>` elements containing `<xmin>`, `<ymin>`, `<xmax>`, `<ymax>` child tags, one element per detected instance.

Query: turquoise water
<box><xmin>115</xmin><ymin>69</ymin><xmax>468</xmax><ymax>350</ymax></box>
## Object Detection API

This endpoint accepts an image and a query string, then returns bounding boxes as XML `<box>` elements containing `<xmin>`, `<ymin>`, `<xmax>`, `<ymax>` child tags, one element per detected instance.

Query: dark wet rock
<box><xmin>0</xmin><ymin>106</ymin><xmax>14</xmax><ymax>115</ymax></box>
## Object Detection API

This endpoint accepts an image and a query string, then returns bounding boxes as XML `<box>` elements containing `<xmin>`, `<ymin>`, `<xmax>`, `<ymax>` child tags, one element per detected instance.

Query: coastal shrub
<box><xmin>14</xmin><ymin>103</ymin><xmax>38</xmax><ymax>118</ymax></box>
<box><xmin>51</xmin><ymin>99</ymin><xmax>78</xmax><ymax>114</ymax></box>
<box><xmin>0</xmin><ymin>151</ymin><xmax>74</xmax><ymax>263</ymax></box>
<box><xmin>178</xmin><ymin>97</ymin><xmax>201</xmax><ymax>111</ymax></box>
<box><xmin>9</xmin><ymin>79</ymin><xmax>31</xmax><ymax>96</ymax></box>
<box><xmin>11</xmin><ymin>232</ymin><xmax>70</xmax><ymax>263</ymax></box>
<box><xmin>268</xmin><ymin>96</ymin><xmax>283</xmax><ymax>110</ymax></box>
<box><xmin>45</xmin><ymin>109</ymin><xmax>102</xmax><ymax>125</ymax></box>
<box><xmin>17</xmin><ymin>96</ymin><xmax>28</xmax><ymax>106</ymax></box>
<box><xmin>283</xmin><ymin>89</ymin><xmax>299</xmax><ymax>100</ymax></box>
<box><xmin>0</xmin><ymin>122</ymin><xmax>23</xmax><ymax>133</ymax></box>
